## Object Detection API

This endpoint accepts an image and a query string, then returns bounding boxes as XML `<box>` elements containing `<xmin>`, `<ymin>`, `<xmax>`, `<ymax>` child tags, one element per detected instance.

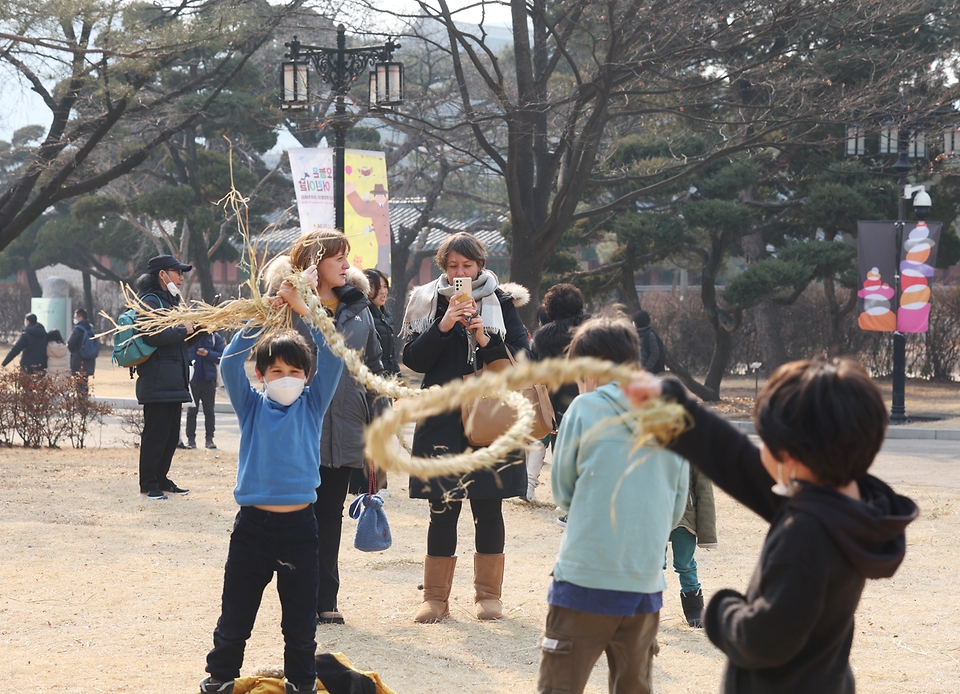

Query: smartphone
<box><xmin>453</xmin><ymin>277</ymin><xmax>472</xmax><ymax>303</ymax></box>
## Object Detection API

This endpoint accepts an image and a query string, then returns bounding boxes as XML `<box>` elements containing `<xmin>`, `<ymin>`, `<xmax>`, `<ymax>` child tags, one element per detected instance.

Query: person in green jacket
<box><xmin>537</xmin><ymin>316</ymin><xmax>689</xmax><ymax>694</ymax></box>
<box><xmin>667</xmin><ymin>466</ymin><xmax>717</xmax><ymax>628</ymax></box>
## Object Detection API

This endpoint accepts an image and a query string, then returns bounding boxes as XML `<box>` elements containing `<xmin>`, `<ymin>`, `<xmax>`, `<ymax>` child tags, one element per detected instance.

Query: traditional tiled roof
<box><xmin>247</xmin><ymin>198</ymin><xmax>508</xmax><ymax>255</ymax></box>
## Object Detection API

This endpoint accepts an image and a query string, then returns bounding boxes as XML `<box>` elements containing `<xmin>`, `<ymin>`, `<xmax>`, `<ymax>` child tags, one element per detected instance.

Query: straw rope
<box><xmin>99</xmin><ymin>156</ymin><xmax>689</xmax><ymax>479</ymax></box>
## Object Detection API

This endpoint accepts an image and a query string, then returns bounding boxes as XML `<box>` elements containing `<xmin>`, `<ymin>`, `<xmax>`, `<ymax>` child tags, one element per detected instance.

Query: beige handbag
<box><xmin>462</xmin><ymin>348</ymin><xmax>556</xmax><ymax>447</ymax></box>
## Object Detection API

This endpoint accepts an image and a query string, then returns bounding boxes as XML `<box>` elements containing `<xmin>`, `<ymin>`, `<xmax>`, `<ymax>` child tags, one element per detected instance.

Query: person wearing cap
<box><xmin>135</xmin><ymin>255</ymin><xmax>200</xmax><ymax>500</ymax></box>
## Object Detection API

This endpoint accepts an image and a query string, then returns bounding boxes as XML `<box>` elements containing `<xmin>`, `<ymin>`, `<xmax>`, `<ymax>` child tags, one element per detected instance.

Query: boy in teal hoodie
<box><xmin>537</xmin><ymin>316</ymin><xmax>689</xmax><ymax>694</ymax></box>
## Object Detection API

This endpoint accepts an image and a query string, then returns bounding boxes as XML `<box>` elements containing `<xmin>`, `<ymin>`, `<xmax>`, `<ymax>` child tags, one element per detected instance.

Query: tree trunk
<box><xmin>703</xmin><ymin>324</ymin><xmax>734</xmax><ymax>396</ymax></box>
<box><xmin>82</xmin><ymin>271</ymin><xmax>93</xmax><ymax>316</ymax></box>
<box><xmin>619</xmin><ymin>246</ymin><xmax>641</xmax><ymax>314</ymax></box>
<box><xmin>665</xmin><ymin>351</ymin><xmax>720</xmax><ymax>401</ymax></box>
<box><xmin>188</xmin><ymin>225</ymin><xmax>217</xmax><ymax>304</ymax></box>
<box><xmin>742</xmin><ymin>229</ymin><xmax>788</xmax><ymax>371</ymax></box>
<box><xmin>753</xmin><ymin>302</ymin><xmax>789</xmax><ymax>371</ymax></box>
<box><xmin>25</xmin><ymin>263</ymin><xmax>41</xmax><ymax>297</ymax></box>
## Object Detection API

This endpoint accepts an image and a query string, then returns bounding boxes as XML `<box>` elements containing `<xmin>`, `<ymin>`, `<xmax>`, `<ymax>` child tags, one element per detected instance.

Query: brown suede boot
<box><xmin>474</xmin><ymin>553</ymin><xmax>505</xmax><ymax>620</ymax></box>
<box><xmin>414</xmin><ymin>555</ymin><xmax>457</xmax><ymax>623</ymax></box>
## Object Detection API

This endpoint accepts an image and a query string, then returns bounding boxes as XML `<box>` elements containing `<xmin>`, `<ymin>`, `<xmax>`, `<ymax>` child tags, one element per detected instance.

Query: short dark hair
<box><xmin>754</xmin><ymin>358</ymin><xmax>887</xmax><ymax>486</ymax></box>
<box><xmin>25</xmin><ymin>313</ymin><xmax>38</xmax><ymax>324</ymax></box>
<box><xmin>74</xmin><ymin>308</ymin><xmax>88</xmax><ymax>320</ymax></box>
<box><xmin>364</xmin><ymin>268</ymin><xmax>388</xmax><ymax>300</ymax></box>
<box><xmin>568</xmin><ymin>316</ymin><xmax>640</xmax><ymax>366</ymax></box>
<box><xmin>632</xmin><ymin>310</ymin><xmax>651</xmax><ymax>328</ymax></box>
<box><xmin>254</xmin><ymin>330</ymin><xmax>313</xmax><ymax>375</ymax></box>
<box><xmin>543</xmin><ymin>284</ymin><xmax>585</xmax><ymax>321</ymax></box>
<box><xmin>435</xmin><ymin>232</ymin><xmax>487</xmax><ymax>272</ymax></box>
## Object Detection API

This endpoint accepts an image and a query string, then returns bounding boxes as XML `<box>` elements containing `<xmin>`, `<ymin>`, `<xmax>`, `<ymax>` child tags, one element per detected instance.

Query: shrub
<box><xmin>0</xmin><ymin>369</ymin><xmax>112</xmax><ymax>448</ymax></box>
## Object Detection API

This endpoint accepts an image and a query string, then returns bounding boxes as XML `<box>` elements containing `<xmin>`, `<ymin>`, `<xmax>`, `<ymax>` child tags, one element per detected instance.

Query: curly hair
<box><xmin>543</xmin><ymin>283</ymin><xmax>585</xmax><ymax>321</ymax></box>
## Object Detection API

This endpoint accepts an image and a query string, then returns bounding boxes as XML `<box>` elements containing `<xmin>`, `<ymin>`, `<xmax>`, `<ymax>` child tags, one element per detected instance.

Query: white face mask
<box><xmin>166</xmin><ymin>280</ymin><xmax>181</xmax><ymax>297</ymax></box>
<box><xmin>262</xmin><ymin>376</ymin><xmax>305</xmax><ymax>406</ymax></box>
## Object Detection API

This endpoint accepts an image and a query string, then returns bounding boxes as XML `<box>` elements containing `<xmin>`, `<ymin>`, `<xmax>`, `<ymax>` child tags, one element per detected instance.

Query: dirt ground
<box><xmin>1</xmin><ymin>356</ymin><xmax>959</xmax><ymax>693</ymax></box>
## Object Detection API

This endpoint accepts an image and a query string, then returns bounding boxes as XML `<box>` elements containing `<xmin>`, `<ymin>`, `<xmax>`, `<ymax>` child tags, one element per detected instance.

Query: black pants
<box><xmin>139</xmin><ymin>401</ymin><xmax>182</xmax><ymax>493</ymax></box>
<box><xmin>313</xmin><ymin>466</ymin><xmax>353</xmax><ymax>614</ymax></box>
<box><xmin>427</xmin><ymin>497</ymin><xmax>505</xmax><ymax>556</ymax></box>
<box><xmin>206</xmin><ymin>506</ymin><xmax>319</xmax><ymax>689</ymax></box>
<box><xmin>186</xmin><ymin>379</ymin><xmax>216</xmax><ymax>440</ymax></box>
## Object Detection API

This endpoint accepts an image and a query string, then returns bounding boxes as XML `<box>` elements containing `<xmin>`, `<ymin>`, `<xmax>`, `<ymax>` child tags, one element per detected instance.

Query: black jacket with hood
<box><xmin>134</xmin><ymin>274</ymin><xmax>198</xmax><ymax>404</ymax></box>
<box><xmin>2</xmin><ymin>322</ymin><xmax>48</xmax><ymax>373</ymax></box>
<box><xmin>660</xmin><ymin>379</ymin><xmax>918</xmax><ymax>694</ymax></box>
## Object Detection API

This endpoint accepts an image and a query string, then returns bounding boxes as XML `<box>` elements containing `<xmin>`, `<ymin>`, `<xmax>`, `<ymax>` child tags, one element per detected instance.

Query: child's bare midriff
<box><xmin>255</xmin><ymin>503</ymin><xmax>310</xmax><ymax>513</ymax></box>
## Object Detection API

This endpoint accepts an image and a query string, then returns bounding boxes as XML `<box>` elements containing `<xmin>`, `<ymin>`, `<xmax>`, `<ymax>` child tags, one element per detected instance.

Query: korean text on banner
<box><xmin>289</xmin><ymin>148</ymin><xmax>335</xmax><ymax>234</ymax></box>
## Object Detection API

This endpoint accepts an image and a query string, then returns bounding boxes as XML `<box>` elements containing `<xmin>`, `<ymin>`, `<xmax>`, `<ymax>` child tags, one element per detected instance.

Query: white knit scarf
<box><xmin>401</xmin><ymin>270</ymin><xmax>505</xmax><ymax>343</ymax></box>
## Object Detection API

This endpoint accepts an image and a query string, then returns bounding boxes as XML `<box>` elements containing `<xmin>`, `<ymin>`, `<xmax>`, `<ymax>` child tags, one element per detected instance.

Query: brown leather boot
<box><xmin>474</xmin><ymin>552</ymin><xmax>505</xmax><ymax>620</ymax></box>
<box><xmin>414</xmin><ymin>555</ymin><xmax>457</xmax><ymax>623</ymax></box>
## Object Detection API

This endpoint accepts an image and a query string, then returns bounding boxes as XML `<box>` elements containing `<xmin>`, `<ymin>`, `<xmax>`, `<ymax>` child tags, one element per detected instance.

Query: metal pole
<box><xmin>334</xmin><ymin>25</ymin><xmax>346</xmax><ymax>233</ymax></box>
<box><xmin>890</xmin><ymin>127</ymin><xmax>911</xmax><ymax>424</ymax></box>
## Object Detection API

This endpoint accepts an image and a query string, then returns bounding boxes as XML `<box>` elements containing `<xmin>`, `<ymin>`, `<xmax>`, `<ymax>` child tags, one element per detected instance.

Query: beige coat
<box><xmin>46</xmin><ymin>341</ymin><xmax>70</xmax><ymax>378</ymax></box>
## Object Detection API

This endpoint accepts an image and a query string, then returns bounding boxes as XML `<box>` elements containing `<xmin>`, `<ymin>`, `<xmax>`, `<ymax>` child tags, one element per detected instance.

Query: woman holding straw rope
<box><xmin>400</xmin><ymin>232</ymin><xmax>530</xmax><ymax>623</ymax></box>
<box><xmin>285</xmin><ymin>229</ymin><xmax>384</xmax><ymax>627</ymax></box>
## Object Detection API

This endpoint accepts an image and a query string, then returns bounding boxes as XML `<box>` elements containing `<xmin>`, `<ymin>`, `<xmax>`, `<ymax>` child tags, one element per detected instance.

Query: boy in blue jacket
<box><xmin>537</xmin><ymin>316</ymin><xmax>689</xmax><ymax>694</ymax></box>
<box><xmin>200</xmin><ymin>273</ymin><xmax>343</xmax><ymax>694</ymax></box>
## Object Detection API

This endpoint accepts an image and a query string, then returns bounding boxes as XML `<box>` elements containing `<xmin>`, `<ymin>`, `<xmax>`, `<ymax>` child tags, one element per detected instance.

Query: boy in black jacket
<box><xmin>624</xmin><ymin>358</ymin><xmax>918</xmax><ymax>694</ymax></box>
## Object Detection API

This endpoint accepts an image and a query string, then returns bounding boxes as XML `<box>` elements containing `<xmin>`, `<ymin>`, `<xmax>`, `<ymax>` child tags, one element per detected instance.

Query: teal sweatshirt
<box><xmin>221</xmin><ymin>325</ymin><xmax>343</xmax><ymax>507</ymax></box>
<box><xmin>551</xmin><ymin>383</ymin><xmax>689</xmax><ymax>593</ymax></box>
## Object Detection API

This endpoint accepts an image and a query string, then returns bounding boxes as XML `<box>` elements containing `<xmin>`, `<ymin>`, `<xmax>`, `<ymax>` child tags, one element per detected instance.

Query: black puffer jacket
<box><xmin>402</xmin><ymin>283</ymin><xmax>530</xmax><ymax>500</ymax></box>
<box><xmin>372</xmin><ymin>305</ymin><xmax>400</xmax><ymax>375</ymax></box>
<box><xmin>320</xmin><ymin>269</ymin><xmax>384</xmax><ymax>470</ymax></box>
<box><xmin>134</xmin><ymin>274</ymin><xmax>197</xmax><ymax>404</ymax></box>
<box><xmin>530</xmin><ymin>313</ymin><xmax>590</xmax><ymax>424</ymax></box>
<box><xmin>2</xmin><ymin>322</ymin><xmax>48</xmax><ymax>373</ymax></box>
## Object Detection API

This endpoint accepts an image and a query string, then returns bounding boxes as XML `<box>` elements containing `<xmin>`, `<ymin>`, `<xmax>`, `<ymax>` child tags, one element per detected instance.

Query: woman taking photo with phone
<box><xmin>401</xmin><ymin>232</ymin><xmax>530</xmax><ymax>624</ymax></box>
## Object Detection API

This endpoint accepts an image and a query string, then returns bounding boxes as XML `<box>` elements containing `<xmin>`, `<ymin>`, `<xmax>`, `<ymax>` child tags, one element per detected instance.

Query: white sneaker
<box><xmin>525</xmin><ymin>483</ymin><xmax>537</xmax><ymax>502</ymax></box>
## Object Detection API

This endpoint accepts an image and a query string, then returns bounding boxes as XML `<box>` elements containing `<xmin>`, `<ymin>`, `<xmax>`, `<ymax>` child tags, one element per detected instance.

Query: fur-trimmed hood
<box><xmin>498</xmin><ymin>281</ymin><xmax>530</xmax><ymax>308</ymax></box>
<box><xmin>261</xmin><ymin>254</ymin><xmax>370</xmax><ymax>298</ymax></box>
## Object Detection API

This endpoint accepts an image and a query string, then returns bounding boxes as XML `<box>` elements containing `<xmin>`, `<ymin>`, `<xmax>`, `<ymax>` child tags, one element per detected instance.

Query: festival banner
<box><xmin>344</xmin><ymin>149</ymin><xmax>391</xmax><ymax>275</ymax></box>
<box><xmin>288</xmin><ymin>148</ymin><xmax>335</xmax><ymax>234</ymax></box>
<box><xmin>857</xmin><ymin>221</ymin><xmax>943</xmax><ymax>333</ymax></box>
<box><xmin>897</xmin><ymin>220</ymin><xmax>941</xmax><ymax>333</ymax></box>
<box><xmin>856</xmin><ymin>222</ymin><xmax>898</xmax><ymax>332</ymax></box>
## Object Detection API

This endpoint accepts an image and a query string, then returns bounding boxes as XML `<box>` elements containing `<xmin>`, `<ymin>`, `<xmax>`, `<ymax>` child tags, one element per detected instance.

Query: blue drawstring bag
<box><xmin>349</xmin><ymin>466</ymin><xmax>391</xmax><ymax>552</ymax></box>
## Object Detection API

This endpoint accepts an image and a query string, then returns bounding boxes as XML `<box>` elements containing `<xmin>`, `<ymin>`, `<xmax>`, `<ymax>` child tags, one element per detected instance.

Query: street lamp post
<box><xmin>281</xmin><ymin>25</ymin><xmax>402</xmax><ymax>232</ymax></box>
<box><xmin>890</xmin><ymin>131</ymin><xmax>912</xmax><ymax>424</ymax></box>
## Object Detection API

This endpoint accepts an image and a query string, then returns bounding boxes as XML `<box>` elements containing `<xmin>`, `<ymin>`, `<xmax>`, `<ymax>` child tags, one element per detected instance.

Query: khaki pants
<box><xmin>536</xmin><ymin>604</ymin><xmax>660</xmax><ymax>694</ymax></box>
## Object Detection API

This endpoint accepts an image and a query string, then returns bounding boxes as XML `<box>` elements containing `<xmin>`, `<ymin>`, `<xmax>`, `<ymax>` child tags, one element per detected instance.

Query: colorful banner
<box><xmin>897</xmin><ymin>220</ymin><xmax>941</xmax><ymax>333</ymax></box>
<box><xmin>289</xmin><ymin>148</ymin><xmax>335</xmax><ymax>234</ymax></box>
<box><xmin>344</xmin><ymin>149</ymin><xmax>391</xmax><ymax>275</ymax></box>
<box><xmin>856</xmin><ymin>220</ymin><xmax>942</xmax><ymax>333</ymax></box>
<box><xmin>857</xmin><ymin>222</ymin><xmax>898</xmax><ymax>332</ymax></box>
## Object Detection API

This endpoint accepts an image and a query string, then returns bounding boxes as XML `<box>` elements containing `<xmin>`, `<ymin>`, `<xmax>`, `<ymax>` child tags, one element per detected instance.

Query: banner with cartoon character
<box><xmin>897</xmin><ymin>220</ymin><xmax>941</xmax><ymax>333</ymax></box>
<box><xmin>289</xmin><ymin>148</ymin><xmax>335</xmax><ymax>233</ymax></box>
<box><xmin>344</xmin><ymin>149</ymin><xmax>390</xmax><ymax>275</ymax></box>
<box><xmin>857</xmin><ymin>221</ymin><xmax>942</xmax><ymax>333</ymax></box>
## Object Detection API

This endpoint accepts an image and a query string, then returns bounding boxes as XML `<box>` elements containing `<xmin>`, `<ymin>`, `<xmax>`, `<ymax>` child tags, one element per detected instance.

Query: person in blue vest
<box><xmin>67</xmin><ymin>308</ymin><xmax>99</xmax><ymax>377</ymax></box>
<box><xmin>185</xmin><ymin>330</ymin><xmax>225</xmax><ymax>450</ymax></box>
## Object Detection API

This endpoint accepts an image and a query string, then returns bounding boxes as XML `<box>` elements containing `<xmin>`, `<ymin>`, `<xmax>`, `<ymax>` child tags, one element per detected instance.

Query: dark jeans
<box><xmin>427</xmin><ymin>497</ymin><xmax>505</xmax><ymax>556</ymax></box>
<box><xmin>314</xmin><ymin>465</ymin><xmax>353</xmax><ymax>614</ymax></box>
<box><xmin>206</xmin><ymin>506</ymin><xmax>319</xmax><ymax>688</ymax></box>
<box><xmin>186</xmin><ymin>379</ymin><xmax>217</xmax><ymax>440</ymax></box>
<box><xmin>139</xmin><ymin>401</ymin><xmax>182</xmax><ymax>493</ymax></box>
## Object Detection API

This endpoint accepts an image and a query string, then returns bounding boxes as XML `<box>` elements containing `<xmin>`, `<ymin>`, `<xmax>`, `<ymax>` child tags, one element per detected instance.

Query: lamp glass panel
<box><xmin>369</xmin><ymin>71</ymin><xmax>377</xmax><ymax>105</ymax></box>
<box><xmin>910</xmin><ymin>130</ymin><xmax>926</xmax><ymax>159</ymax></box>
<box><xmin>879</xmin><ymin>122</ymin><xmax>897</xmax><ymax>155</ymax></box>
<box><xmin>945</xmin><ymin>125</ymin><xmax>958</xmax><ymax>156</ymax></box>
<box><xmin>388</xmin><ymin>63</ymin><xmax>403</xmax><ymax>103</ymax></box>
<box><xmin>845</xmin><ymin>124</ymin><xmax>864</xmax><ymax>156</ymax></box>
